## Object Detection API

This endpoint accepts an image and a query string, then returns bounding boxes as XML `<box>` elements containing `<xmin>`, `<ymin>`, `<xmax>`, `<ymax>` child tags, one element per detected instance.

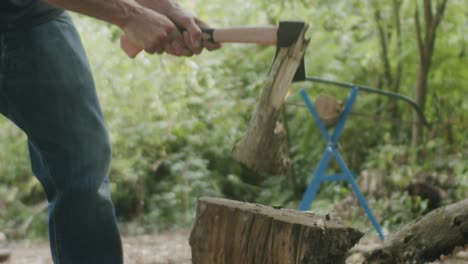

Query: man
<box><xmin>0</xmin><ymin>0</ymin><xmax>219</xmax><ymax>263</ymax></box>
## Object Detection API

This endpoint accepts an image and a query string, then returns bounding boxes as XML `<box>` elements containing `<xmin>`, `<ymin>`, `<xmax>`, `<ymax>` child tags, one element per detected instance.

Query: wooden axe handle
<box><xmin>121</xmin><ymin>26</ymin><xmax>278</xmax><ymax>58</ymax></box>
<box><xmin>202</xmin><ymin>26</ymin><xmax>278</xmax><ymax>45</ymax></box>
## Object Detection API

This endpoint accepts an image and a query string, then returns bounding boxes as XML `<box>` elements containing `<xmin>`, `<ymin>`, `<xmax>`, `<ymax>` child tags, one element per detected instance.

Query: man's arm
<box><xmin>120</xmin><ymin>0</ymin><xmax>221</xmax><ymax>57</ymax></box>
<box><xmin>45</xmin><ymin>0</ymin><xmax>187</xmax><ymax>55</ymax></box>
<box><xmin>143</xmin><ymin>0</ymin><xmax>221</xmax><ymax>52</ymax></box>
<box><xmin>135</xmin><ymin>0</ymin><xmax>203</xmax><ymax>53</ymax></box>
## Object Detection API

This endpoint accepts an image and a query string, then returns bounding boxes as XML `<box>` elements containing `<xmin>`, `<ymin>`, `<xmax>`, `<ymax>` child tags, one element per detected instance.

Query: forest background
<box><xmin>0</xmin><ymin>0</ymin><xmax>467</xmax><ymax>239</ymax></box>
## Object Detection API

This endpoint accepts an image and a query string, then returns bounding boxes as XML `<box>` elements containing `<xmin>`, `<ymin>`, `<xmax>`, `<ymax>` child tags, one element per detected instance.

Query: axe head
<box><xmin>277</xmin><ymin>21</ymin><xmax>307</xmax><ymax>82</ymax></box>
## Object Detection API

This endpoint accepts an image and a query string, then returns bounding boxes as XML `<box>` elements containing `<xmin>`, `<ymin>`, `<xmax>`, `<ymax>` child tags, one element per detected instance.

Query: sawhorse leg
<box><xmin>298</xmin><ymin>87</ymin><xmax>385</xmax><ymax>240</ymax></box>
<box><xmin>298</xmin><ymin>148</ymin><xmax>332</xmax><ymax>211</ymax></box>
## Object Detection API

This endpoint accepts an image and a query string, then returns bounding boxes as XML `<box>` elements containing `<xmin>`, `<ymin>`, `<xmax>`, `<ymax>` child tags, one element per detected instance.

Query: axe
<box><xmin>121</xmin><ymin>21</ymin><xmax>307</xmax><ymax>81</ymax></box>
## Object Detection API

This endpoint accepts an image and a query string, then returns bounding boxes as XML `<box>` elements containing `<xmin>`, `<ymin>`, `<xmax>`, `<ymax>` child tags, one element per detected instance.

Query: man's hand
<box><xmin>165</xmin><ymin>5</ymin><xmax>203</xmax><ymax>54</ymax></box>
<box><xmin>44</xmin><ymin>0</ymin><xmax>191</xmax><ymax>57</ymax></box>
<box><xmin>120</xmin><ymin>8</ymin><xmax>179</xmax><ymax>56</ymax></box>
<box><xmin>120</xmin><ymin>0</ymin><xmax>221</xmax><ymax>58</ymax></box>
<box><xmin>193</xmin><ymin>17</ymin><xmax>222</xmax><ymax>51</ymax></box>
<box><xmin>136</xmin><ymin>0</ymin><xmax>221</xmax><ymax>55</ymax></box>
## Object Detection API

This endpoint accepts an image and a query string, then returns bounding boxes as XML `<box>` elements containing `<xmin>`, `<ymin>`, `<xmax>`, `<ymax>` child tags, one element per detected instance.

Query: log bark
<box><xmin>364</xmin><ymin>199</ymin><xmax>468</xmax><ymax>264</ymax></box>
<box><xmin>232</xmin><ymin>25</ymin><xmax>309</xmax><ymax>175</ymax></box>
<box><xmin>189</xmin><ymin>197</ymin><xmax>363</xmax><ymax>264</ymax></box>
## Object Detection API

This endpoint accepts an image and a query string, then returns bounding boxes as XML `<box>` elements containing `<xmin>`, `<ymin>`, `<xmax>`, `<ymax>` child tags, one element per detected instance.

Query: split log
<box><xmin>364</xmin><ymin>199</ymin><xmax>468</xmax><ymax>264</ymax></box>
<box><xmin>189</xmin><ymin>197</ymin><xmax>363</xmax><ymax>264</ymax></box>
<box><xmin>232</xmin><ymin>25</ymin><xmax>309</xmax><ymax>175</ymax></box>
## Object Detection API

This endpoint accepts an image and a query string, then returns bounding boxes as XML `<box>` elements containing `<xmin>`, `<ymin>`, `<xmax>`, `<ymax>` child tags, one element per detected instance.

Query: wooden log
<box><xmin>0</xmin><ymin>232</ymin><xmax>10</xmax><ymax>262</ymax></box>
<box><xmin>189</xmin><ymin>197</ymin><xmax>363</xmax><ymax>264</ymax></box>
<box><xmin>231</xmin><ymin>25</ymin><xmax>309</xmax><ymax>175</ymax></box>
<box><xmin>364</xmin><ymin>199</ymin><xmax>468</xmax><ymax>263</ymax></box>
<box><xmin>0</xmin><ymin>249</ymin><xmax>10</xmax><ymax>262</ymax></box>
<box><xmin>314</xmin><ymin>95</ymin><xmax>343</xmax><ymax>128</ymax></box>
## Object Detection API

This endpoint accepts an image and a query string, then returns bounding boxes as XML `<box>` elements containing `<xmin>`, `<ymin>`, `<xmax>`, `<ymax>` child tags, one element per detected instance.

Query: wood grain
<box><xmin>189</xmin><ymin>197</ymin><xmax>363</xmax><ymax>264</ymax></box>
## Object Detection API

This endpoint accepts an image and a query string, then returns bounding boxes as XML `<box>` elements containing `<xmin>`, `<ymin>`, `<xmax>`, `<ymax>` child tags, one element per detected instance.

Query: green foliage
<box><xmin>375</xmin><ymin>192</ymin><xmax>429</xmax><ymax>231</ymax></box>
<box><xmin>0</xmin><ymin>0</ymin><xmax>467</xmax><ymax>238</ymax></box>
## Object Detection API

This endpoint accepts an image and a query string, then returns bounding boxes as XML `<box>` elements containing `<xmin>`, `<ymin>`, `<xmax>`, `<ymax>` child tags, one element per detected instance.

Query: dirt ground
<box><xmin>3</xmin><ymin>231</ymin><xmax>468</xmax><ymax>264</ymax></box>
<box><xmin>5</xmin><ymin>231</ymin><xmax>191</xmax><ymax>264</ymax></box>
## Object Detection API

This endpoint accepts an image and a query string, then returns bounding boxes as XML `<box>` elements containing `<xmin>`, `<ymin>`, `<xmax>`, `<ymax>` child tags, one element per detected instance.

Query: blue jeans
<box><xmin>0</xmin><ymin>13</ymin><xmax>123</xmax><ymax>263</ymax></box>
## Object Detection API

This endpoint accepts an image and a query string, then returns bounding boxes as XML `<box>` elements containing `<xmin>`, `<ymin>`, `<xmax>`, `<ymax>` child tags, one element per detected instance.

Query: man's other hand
<box><xmin>120</xmin><ymin>8</ymin><xmax>182</xmax><ymax>57</ymax></box>
<box><xmin>137</xmin><ymin>0</ymin><xmax>221</xmax><ymax>55</ymax></box>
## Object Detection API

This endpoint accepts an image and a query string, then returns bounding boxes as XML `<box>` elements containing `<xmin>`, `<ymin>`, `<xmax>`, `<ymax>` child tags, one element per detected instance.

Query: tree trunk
<box><xmin>232</xmin><ymin>25</ymin><xmax>309</xmax><ymax>175</ymax></box>
<box><xmin>390</xmin><ymin>0</ymin><xmax>403</xmax><ymax>138</ymax></box>
<box><xmin>189</xmin><ymin>197</ymin><xmax>363</xmax><ymax>264</ymax></box>
<box><xmin>412</xmin><ymin>64</ymin><xmax>429</xmax><ymax>148</ymax></box>
<box><xmin>411</xmin><ymin>0</ymin><xmax>448</xmax><ymax>149</ymax></box>
<box><xmin>364</xmin><ymin>199</ymin><xmax>468</xmax><ymax>263</ymax></box>
<box><xmin>373</xmin><ymin>0</ymin><xmax>403</xmax><ymax>139</ymax></box>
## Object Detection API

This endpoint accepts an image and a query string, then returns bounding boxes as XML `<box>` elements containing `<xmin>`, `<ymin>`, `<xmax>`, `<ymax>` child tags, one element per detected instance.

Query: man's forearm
<box><xmin>134</xmin><ymin>0</ymin><xmax>176</xmax><ymax>15</ymax></box>
<box><xmin>45</xmin><ymin>0</ymin><xmax>143</xmax><ymax>28</ymax></box>
<box><xmin>45</xmin><ymin>0</ymin><xmax>217</xmax><ymax>57</ymax></box>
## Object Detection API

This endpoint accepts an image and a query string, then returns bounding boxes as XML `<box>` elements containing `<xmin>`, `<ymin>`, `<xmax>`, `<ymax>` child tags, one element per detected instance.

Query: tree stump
<box><xmin>364</xmin><ymin>199</ymin><xmax>468</xmax><ymax>263</ymax></box>
<box><xmin>231</xmin><ymin>25</ymin><xmax>309</xmax><ymax>175</ymax></box>
<box><xmin>189</xmin><ymin>197</ymin><xmax>363</xmax><ymax>264</ymax></box>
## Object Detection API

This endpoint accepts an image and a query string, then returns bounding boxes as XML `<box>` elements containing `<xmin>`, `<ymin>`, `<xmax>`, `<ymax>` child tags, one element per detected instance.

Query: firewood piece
<box><xmin>364</xmin><ymin>199</ymin><xmax>468</xmax><ymax>263</ymax></box>
<box><xmin>314</xmin><ymin>95</ymin><xmax>343</xmax><ymax>128</ymax></box>
<box><xmin>0</xmin><ymin>232</ymin><xmax>10</xmax><ymax>263</ymax></box>
<box><xmin>232</xmin><ymin>25</ymin><xmax>309</xmax><ymax>175</ymax></box>
<box><xmin>189</xmin><ymin>197</ymin><xmax>363</xmax><ymax>264</ymax></box>
<box><xmin>0</xmin><ymin>249</ymin><xmax>10</xmax><ymax>262</ymax></box>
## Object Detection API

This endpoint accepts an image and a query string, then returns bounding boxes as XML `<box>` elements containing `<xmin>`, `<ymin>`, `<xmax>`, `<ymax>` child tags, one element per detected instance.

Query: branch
<box><xmin>392</xmin><ymin>0</ymin><xmax>403</xmax><ymax>93</ymax></box>
<box><xmin>424</xmin><ymin>0</ymin><xmax>433</xmax><ymax>30</ymax></box>
<box><xmin>427</xmin><ymin>0</ymin><xmax>448</xmax><ymax>60</ymax></box>
<box><xmin>433</xmin><ymin>0</ymin><xmax>449</xmax><ymax>29</ymax></box>
<box><xmin>414</xmin><ymin>6</ymin><xmax>425</xmax><ymax>61</ymax></box>
<box><xmin>423</xmin><ymin>0</ymin><xmax>435</xmax><ymax>59</ymax></box>
<box><xmin>374</xmin><ymin>8</ymin><xmax>393</xmax><ymax>85</ymax></box>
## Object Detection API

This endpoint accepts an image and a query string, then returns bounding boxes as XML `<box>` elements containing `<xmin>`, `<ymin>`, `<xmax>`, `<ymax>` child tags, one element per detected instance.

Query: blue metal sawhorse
<box><xmin>298</xmin><ymin>87</ymin><xmax>385</xmax><ymax>240</ymax></box>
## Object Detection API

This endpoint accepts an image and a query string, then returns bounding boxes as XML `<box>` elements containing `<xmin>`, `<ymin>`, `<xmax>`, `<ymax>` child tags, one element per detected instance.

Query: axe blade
<box><xmin>198</xmin><ymin>21</ymin><xmax>308</xmax><ymax>81</ymax></box>
<box><xmin>277</xmin><ymin>21</ymin><xmax>307</xmax><ymax>82</ymax></box>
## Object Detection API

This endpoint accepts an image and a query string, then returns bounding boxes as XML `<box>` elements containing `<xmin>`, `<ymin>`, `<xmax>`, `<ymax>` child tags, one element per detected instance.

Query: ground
<box><xmin>3</xmin><ymin>231</ymin><xmax>468</xmax><ymax>264</ymax></box>
<box><xmin>5</xmin><ymin>231</ymin><xmax>191</xmax><ymax>264</ymax></box>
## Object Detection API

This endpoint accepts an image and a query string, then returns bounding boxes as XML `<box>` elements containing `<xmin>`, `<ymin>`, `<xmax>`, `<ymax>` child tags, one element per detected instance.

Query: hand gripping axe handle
<box><xmin>121</xmin><ymin>21</ymin><xmax>307</xmax><ymax>81</ymax></box>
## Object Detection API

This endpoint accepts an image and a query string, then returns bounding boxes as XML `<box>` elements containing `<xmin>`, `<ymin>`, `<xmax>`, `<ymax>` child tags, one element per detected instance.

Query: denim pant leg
<box><xmin>0</xmin><ymin>13</ymin><xmax>123</xmax><ymax>264</ymax></box>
